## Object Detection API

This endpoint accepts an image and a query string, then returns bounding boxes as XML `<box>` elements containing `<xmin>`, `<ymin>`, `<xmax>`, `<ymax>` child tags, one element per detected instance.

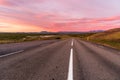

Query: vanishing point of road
<box><xmin>0</xmin><ymin>39</ymin><xmax>120</xmax><ymax>80</ymax></box>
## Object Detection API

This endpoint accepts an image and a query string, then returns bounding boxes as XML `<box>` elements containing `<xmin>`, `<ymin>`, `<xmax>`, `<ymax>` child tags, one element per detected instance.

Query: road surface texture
<box><xmin>0</xmin><ymin>40</ymin><xmax>59</xmax><ymax>56</ymax></box>
<box><xmin>0</xmin><ymin>39</ymin><xmax>120</xmax><ymax>80</ymax></box>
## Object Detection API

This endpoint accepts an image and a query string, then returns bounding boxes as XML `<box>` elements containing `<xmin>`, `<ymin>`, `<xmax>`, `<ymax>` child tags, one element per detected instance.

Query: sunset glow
<box><xmin>0</xmin><ymin>0</ymin><xmax>120</xmax><ymax>32</ymax></box>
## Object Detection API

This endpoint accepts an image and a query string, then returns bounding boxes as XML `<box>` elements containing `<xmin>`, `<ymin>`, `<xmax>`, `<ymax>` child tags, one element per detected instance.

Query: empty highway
<box><xmin>0</xmin><ymin>39</ymin><xmax>120</xmax><ymax>80</ymax></box>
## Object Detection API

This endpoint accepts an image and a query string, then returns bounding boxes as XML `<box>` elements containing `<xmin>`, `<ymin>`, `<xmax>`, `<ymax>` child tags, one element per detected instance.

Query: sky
<box><xmin>0</xmin><ymin>0</ymin><xmax>120</xmax><ymax>32</ymax></box>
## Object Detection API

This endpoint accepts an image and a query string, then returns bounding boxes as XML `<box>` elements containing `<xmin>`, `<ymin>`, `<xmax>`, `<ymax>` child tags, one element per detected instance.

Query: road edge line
<box><xmin>0</xmin><ymin>50</ymin><xmax>24</xmax><ymax>58</ymax></box>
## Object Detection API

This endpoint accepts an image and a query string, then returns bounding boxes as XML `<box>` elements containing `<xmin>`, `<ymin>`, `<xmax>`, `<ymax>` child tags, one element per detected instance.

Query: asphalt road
<box><xmin>0</xmin><ymin>39</ymin><xmax>120</xmax><ymax>80</ymax></box>
<box><xmin>0</xmin><ymin>40</ymin><xmax>58</xmax><ymax>56</ymax></box>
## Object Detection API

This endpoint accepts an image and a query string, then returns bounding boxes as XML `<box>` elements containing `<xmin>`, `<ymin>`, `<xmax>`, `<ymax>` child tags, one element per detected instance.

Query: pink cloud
<box><xmin>0</xmin><ymin>0</ymin><xmax>120</xmax><ymax>32</ymax></box>
<box><xmin>0</xmin><ymin>0</ymin><xmax>45</xmax><ymax>6</ymax></box>
<box><xmin>44</xmin><ymin>16</ymin><xmax>120</xmax><ymax>31</ymax></box>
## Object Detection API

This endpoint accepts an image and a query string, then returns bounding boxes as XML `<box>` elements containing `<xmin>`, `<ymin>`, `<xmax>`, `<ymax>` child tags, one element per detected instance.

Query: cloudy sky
<box><xmin>0</xmin><ymin>0</ymin><xmax>120</xmax><ymax>32</ymax></box>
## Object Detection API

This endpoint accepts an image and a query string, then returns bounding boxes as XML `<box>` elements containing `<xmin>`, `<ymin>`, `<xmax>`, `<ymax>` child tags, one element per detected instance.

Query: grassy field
<box><xmin>0</xmin><ymin>33</ymin><xmax>64</xmax><ymax>44</ymax></box>
<box><xmin>86</xmin><ymin>28</ymin><xmax>120</xmax><ymax>50</ymax></box>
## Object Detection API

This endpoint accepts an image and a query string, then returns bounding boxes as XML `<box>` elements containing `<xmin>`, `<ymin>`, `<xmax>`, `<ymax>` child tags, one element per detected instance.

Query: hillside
<box><xmin>89</xmin><ymin>28</ymin><xmax>120</xmax><ymax>40</ymax></box>
<box><xmin>87</xmin><ymin>28</ymin><xmax>120</xmax><ymax>50</ymax></box>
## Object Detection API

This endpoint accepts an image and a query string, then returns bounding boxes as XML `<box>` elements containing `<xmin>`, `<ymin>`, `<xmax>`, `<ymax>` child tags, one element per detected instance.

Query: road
<box><xmin>0</xmin><ymin>39</ymin><xmax>120</xmax><ymax>80</ymax></box>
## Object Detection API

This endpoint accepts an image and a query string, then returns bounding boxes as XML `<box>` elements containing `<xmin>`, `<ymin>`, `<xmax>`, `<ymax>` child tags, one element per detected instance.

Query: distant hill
<box><xmin>88</xmin><ymin>30</ymin><xmax>104</xmax><ymax>33</ymax></box>
<box><xmin>89</xmin><ymin>28</ymin><xmax>120</xmax><ymax>40</ymax></box>
<box><xmin>39</xmin><ymin>30</ymin><xmax>104</xmax><ymax>35</ymax></box>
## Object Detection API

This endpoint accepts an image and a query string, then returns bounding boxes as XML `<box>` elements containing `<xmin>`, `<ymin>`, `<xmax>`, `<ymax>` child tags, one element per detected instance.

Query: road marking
<box><xmin>67</xmin><ymin>48</ymin><xmax>73</xmax><ymax>80</ymax></box>
<box><xmin>71</xmin><ymin>39</ymin><xmax>74</xmax><ymax>46</ymax></box>
<box><xmin>0</xmin><ymin>50</ymin><xmax>24</xmax><ymax>58</ymax></box>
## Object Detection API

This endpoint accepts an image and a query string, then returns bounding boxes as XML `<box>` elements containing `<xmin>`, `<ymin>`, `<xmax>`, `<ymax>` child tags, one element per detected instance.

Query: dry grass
<box><xmin>87</xmin><ymin>28</ymin><xmax>120</xmax><ymax>50</ymax></box>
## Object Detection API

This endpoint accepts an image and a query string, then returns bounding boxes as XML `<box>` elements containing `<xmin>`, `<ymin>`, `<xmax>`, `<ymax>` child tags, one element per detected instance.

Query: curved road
<box><xmin>0</xmin><ymin>39</ymin><xmax>120</xmax><ymax>80</ymax></box>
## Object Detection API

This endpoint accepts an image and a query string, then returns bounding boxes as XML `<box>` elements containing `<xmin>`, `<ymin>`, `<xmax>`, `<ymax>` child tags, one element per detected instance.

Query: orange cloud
<box><xmin>0</xmin><ymin>8</ymin><xmax>120</xmax><ymax>32</ymax></box>
<box><xmin>0</xmin><ymin>23</ymin><xmax>43</xmax><ymax>32</ymax></box>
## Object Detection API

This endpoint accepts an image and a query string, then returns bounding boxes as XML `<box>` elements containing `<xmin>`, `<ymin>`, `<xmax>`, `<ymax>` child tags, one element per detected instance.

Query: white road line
<box><xmin>0</xmin><ymin>50</ymin><xmax>24</xmax><ymax>58</ymax></box>
<box><xmin>67</xmin><ymin>48</ymin><xmax>73</xmax><ymax>80</ymax></box>
<box><xmin>71</xmin><ymin>39</ymin><xmax>74</xmax><ymax>46</ymax></box>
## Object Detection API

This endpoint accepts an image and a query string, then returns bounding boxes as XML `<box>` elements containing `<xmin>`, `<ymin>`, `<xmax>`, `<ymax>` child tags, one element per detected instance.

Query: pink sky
<box><xmin>0</xmin><ymin>0</ymin><xmax>120</xmax><ymax>32</ymax></box>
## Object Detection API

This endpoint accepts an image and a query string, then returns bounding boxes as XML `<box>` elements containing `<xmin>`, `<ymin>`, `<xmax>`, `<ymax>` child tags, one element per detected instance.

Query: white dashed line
<box><xmin>67</xmin><ymin>40</ymin><xmax>74</xmax><ymax>80</ymax></box>
<box><xmin>71</xmin><ymin>39</ymin><xmax>74</xmax><ymax>46</ymax></box>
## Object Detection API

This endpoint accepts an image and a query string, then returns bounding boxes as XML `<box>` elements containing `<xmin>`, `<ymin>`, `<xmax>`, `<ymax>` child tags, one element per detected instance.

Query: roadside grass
<box><xmin>0</xmin><ymin>33</ymin><xmax>42</xmax><ymax>40</ymax></box>
<box><xmin>88</xmin><ymin>39</ymin><xmax>120</xmax><ymax>50</ymax></box>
